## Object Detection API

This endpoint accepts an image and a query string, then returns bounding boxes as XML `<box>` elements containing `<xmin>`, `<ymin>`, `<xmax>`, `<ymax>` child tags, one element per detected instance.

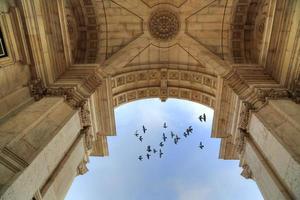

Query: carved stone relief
<box><xmin>148</xmin><ymin>9</ymin><xmax>180</xmax><ymax>41</ymax></box>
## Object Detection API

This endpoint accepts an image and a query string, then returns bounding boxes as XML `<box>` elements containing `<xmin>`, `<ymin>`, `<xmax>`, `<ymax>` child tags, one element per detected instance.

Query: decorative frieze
<box><xmin>255</xmin><ymin>88</ymin><xmax>290</xmax><ymax>103</ymax></box>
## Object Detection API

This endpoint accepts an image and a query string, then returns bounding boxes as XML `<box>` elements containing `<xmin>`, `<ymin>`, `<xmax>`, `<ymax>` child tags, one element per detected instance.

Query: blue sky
<box><xmin>65</xmin><ymin>98</ymin><xmax>263</xmax><ymax>200</ymax></box>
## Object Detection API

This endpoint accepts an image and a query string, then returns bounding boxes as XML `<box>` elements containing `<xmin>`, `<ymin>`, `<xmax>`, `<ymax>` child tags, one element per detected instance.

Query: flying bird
<box><xmin>199</xmin><ymin>142</ymin><xmax>204</xmax><ymax>149</ymax></box>
<box><xmin>183</xmin><ymin>132</ymin><xmax>188</xmax><ymax>138</ymax></box>
<box><xmin>171</xmin><ymin>131</ymin><xmax>175</xmax><ymax>138</ymax></box>
<box><xmin>186</xmin><ymin>126</ymin><xmax>193</xmax><ymax>134</ymax></box>
<box><xmin>159</xmin><ymin>149</ymin><xmax>163</xmax><ymax>158</ymax></box>
<box><xmin>139</xmin><ymin>135</ymin><xmax>143</xmax><ymax>142</ymax></box>
<box><xmin>147</xmin><ymin>145</ymin><xmax>152</xmax><ymax>153</ymax></box>
<box><xmin>134</xmin><ymin>130</ymin><xmax>139</xmax><ymax>137</ymax></box>
<box><xmin>163</xmin><ymin>133</ymin><xmax>167</xmax><ymax>142</ymax></box>
<box><xmin>153</xmin><ymin>149</ymin><xmax>157</xmax><ymax>154</ymax></box>
<box><xmin>142</xmin><ymin>125</ymin><xmax>147</xmax><ymax>133</ymax></box>
<box><xmin>174</xmin><ymin>135</ymin><xmax>180</xmax><ymax>144</ymax></box>
<box><xmin>163</xmin><ymin>122</ymin><xmax>167</xmax><ymax>129</ymax></box>
<box><xmin>199</xmin><ymin>113</ymin><xmax>206</xmax><ymax>122</ymax></box>
<box><xmin>174</xmin><ymin>138</ymin><xmax>178</xmax><ymax>145</ymax></box>
<box><xmin>146</xmin><ymin>154</ymin><xmax>151</xmax><ymax>160</ymax></box>
<box><xmin>159</xmin><ymin>142</ymin><xmax>164</xmax><ymax>147</ymax></box>
<box><xmin>138</xmin><ymin>155</ymin><xmax>143</xmax><ymax>161</ymax></box>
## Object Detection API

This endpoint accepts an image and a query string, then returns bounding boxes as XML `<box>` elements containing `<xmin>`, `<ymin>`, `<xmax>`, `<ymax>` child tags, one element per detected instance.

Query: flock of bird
<box><xmin>134</xmin><ymin>113</ymin><xmax>207</xmax><ymax>161</ymax></box>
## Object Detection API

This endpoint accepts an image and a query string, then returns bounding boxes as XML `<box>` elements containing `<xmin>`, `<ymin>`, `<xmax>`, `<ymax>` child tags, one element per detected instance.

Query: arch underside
<box><xmin>111</xmin><ymin>67</ymin><xmax>218</xmax><ymax>109</ymax></box>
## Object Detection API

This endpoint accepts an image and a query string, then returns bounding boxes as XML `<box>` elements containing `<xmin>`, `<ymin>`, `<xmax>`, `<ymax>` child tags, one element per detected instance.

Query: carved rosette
<box><xmin>148</xmin><ymin>9</ymin><xmax>180</xmax><ymax>41</ymax></box>
<box><xmin>241</xmin><ymin>164</ymin><xmax>253</xmax><ymax>179</ymax></box>
<box><xmin>77</xmin><ymin>160</ymin><xmax>88</xmax><ymax>175</ymax></box>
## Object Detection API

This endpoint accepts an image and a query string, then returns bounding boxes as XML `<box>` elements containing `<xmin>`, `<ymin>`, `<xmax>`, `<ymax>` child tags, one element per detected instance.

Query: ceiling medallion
<box><xmin>148</xmin><ymin>9</ymin><xmax>180</xmax><ymax>41</ymax></box>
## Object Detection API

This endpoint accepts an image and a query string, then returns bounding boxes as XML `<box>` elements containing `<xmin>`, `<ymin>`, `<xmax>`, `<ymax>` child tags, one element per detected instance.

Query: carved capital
<box><xmin>29</xmin><ymin>79</ymin><xmax>47</xmax><ymax>101</ymax></box>
<box><xmin>289</xmin><ymin>79</ymin><xmax>300</xmax><ymax>104</ymax></box>
<box><xmin>77</xmin><ymin>160</ymin><xmax>88</xmax><ymax>175</ymax></box>
<box><xmin>256</xmin><ymin>88</ymin><xmax>290</xmax><ymax>103</ymax></box>
<box><xmin>241</xmin><ymin>164</ymin><xmax>253</xmax><ymax>179</ymax></box>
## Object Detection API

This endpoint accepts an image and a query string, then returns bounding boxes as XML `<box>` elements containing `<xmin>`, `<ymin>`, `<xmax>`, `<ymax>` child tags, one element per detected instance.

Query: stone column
<box><xmin>0</xmin><ymin>97</ymin><xmax>82</xmax><ymax>200</ymax></box>
<box><xmin>41</xmin><ymin>130</ymin><xmax>87</xmax><ymax>200</ymax></box>
<box><xmin>245</xmin><ymin>99</ymin><xmax>300</xmax><ymax>199</ymax></box>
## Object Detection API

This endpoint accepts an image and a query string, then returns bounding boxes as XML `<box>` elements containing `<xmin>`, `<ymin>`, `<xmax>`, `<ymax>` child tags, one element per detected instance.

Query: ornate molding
<box><xmin>79</xmin><ymin>101</ymin><xmax>92</xmax><ymax>127</ymax></box>
<box><xmin>81</xmin><ymin>126</ymin><xmax>94</xmax><ymax>151</ymax></box>
<box><xmin>289</xmin><ymin>79</ymin><xmax>300</xmax><ymax>104</ymax></box>
<box><xmin>148</xmin><ymin>9</ymin><xmax>180</xmax><ymax>41</ymax></box>
<box><xmin>235</xmin><ymin>129</ymin><xmax>249</xmax><ymax>154</ymax></box>
<box><xmin>255</xmin><ymin>88</ymin><xmax>290</xmax><ymax>103</ymax></box>
<box><xmin>238</xmin><ymin>101</ymin><xmax>254</xmax><ymax>131</ymax></box>
<box><xmin>77</xmin><ymin>160</ymin><xmax>88</xmax><ymax>175</ymax></box>
<box><xmin>241</xmin><ymin>164</ymin><xmax>253</xmax><ymax>179</ymax></box>
<box><xmin>29</xmin><ymin>79</ymin><xmax>47</xmax><ymax>101</ymax></box>
<box><xmin>29</xmin><ymin>79</ymin><xmax>88</xmax><ymax>108</ymax></box>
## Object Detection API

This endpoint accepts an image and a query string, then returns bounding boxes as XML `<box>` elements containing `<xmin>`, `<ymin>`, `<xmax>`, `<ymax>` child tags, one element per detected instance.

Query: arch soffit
<box><xmin>111</xmin><ymin>67</ymin><xmax>218</xmax><ymax>109</ymax></box>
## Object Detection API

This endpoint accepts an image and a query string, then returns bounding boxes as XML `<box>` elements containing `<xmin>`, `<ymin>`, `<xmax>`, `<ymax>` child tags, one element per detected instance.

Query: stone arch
<box><xmin>229</xmin><ymin>0</ymin><xmax>268</xmax><ymax>64</ymax></box>
<box><xmin>111</xmin><ymin>67</ymin><xmax>218</xmax><ymax>109</ymax></box>
<box><xmin>64</xmin><ymin>0</ymin><xmax>99</xmax><ymax>64</ymax></box>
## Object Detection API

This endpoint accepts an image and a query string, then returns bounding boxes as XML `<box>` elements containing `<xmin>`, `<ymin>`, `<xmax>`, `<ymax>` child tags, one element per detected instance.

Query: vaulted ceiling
<box><xmin>63</xmin><ymin>0</ymin><xmax>270</xmax><ymax>75</ymax></box>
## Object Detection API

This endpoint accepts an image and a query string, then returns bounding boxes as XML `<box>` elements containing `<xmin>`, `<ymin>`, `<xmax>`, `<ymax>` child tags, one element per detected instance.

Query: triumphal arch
<box><xmin>0</xmin><ymin>0</ymin><xmax>299</xmax><ymax>199</ymax></box>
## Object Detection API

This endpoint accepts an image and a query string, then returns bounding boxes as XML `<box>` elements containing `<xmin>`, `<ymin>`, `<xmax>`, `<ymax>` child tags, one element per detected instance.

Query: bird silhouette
<box><xmin>171</xmin><ymin>131</ymin><xmax>175</xmax><ymax>138</ymax></box>
<box><xmin>142</xmin><ymin>125</ymin><xmax>147</xmax><ymax>133</ymax></box>
<box><xmin>199</xmin><ymin>113</ymin><xmax>206</xmax><ymax>122</ymax></box>
<box><xmin>163</xmin><ymin>122</ymin><xmax>167</xmax><ymax>128</ymax></box>
<box><xmin>162</xmin><ymin>133</ymin><xmax>167</xmax><ymax>142</ymax></box>
<box><xmin>183</xmin><ymin>132</ymin><xmax>188</xmax><ymax>138</ymax></box>
<box><xmin>199</xmin><ymin>142</ymin><xmax>204</xmax><ymax>149</ymax></box>
<box><xmin>159</xmin><ymin>142</ymin><xmax>164</xmax><ymax>147</ymax></box>
<box><xmin>159</xmin><ymin>149</ymin><xmax>163</xmax><ymax>158</ymax></box>
<box><xmin>147</xmin><ymin>145</ymin><xmax>152</xmax><ymax>153</ymax></box>
<box><xmin>138</xmin><ymin>155</ymin><xmax>143</xmax><ymax>161</ymax></box>
<box><xmin>139</xmin><ymin>135</ymin><xmax>143</xmax><ymax>142</ymax></box>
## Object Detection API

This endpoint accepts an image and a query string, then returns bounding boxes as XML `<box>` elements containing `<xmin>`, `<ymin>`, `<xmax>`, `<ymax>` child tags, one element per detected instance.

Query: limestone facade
<box><xmin>0</xmin><ymin>0</ymin><xmax>299</xmax><ymax>199</ymax></box>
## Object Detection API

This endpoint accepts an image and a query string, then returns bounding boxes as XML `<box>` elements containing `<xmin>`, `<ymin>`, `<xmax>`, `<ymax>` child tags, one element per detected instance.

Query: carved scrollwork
<box><xmin>241</xmin><ymin>164</ymin><xmax>253</xmax><ymax>179</ymax></box>
<box><xmin>29</xmin><ymin>79</ymin><xmax>47</xmax><ymax>101</ymax></box>
<box><xmin>256</xmin><ymin>88</ymin><xmax>290</xmax><ymax>103</ymax></box>
<box><xmin>238</xmin><ymin>101</ymin><xmax>254</xmax><ymax>131</ymax></box>
<box><xmin>81</xmin><ymin>126</ymin><xmax>94</xmax><ymax>151</ymax></box>
<box><xmin>77</xmin><ymin>160</ymin><xmax>88</xmax><ymax>175</ymax></box>
<box><xmin>289</xmin><ymin>79</ymin><xmax>300</xmax><ymax>104</ymax></box>
<box><xmin>79</xmin><ymin>101</ymin><xmax>92</xmax><ymax>127</ymax></box>
<box><xmin>235</xmin><ymin>129</ymin><xmax>249</xmax><ymax>154</ymax></box>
